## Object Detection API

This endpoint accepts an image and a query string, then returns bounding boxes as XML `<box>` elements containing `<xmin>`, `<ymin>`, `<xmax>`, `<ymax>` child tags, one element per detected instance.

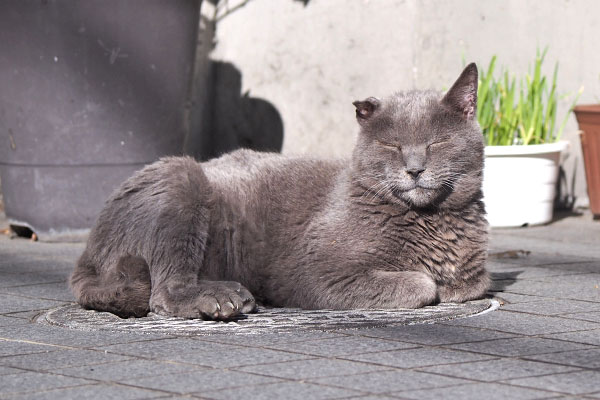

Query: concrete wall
<box><xmin>207</xmin><ymin>0</ymin><xmax>600</xmax><ymax>206</ymax></box>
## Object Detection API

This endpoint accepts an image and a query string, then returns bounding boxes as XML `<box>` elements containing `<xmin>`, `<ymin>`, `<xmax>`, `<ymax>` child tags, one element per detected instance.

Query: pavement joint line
<box><xmin>307</xmin><ymin>372</ymin><xmax>476</xmax><ymax>396</ymax></box>
<box><xmin>201</xmin><ymin>379</ymin><xmax>370</xmax><ymax>398</ymax></box>
<box><xmin>412</xmin><ymin>364</ymin><xmax>585</xmax><ymax>384</ymax></box>
<box><xmin>199</xmin><ymin>377</ymin><xmax>353</xmax><ymax>397</ymax></box>
<box><xmin>229</xmin><ymin>365</ymin><xmax>400</xmax><ymax>385</ymax></box>
<box><xmin>496</xmin><ymin>373</ymin><xmax>600</xmax><ymax>397</ymax></box>
<box><xmin>330</xmin><ymin>352</ymin><xmax>501</xmax><ymax>371</ymax></box>
<box><xmin>189</xmin><ymin>334</ymin><xmax>350</xmax><ymax>347</ymax></box>
<box><xmin>439</xmin><ymin>321</ymin><xmax>600</xmax><ymax>337</ymax></box>
<box><xmin>92</xmin><ymin>345</ymin><xmax>325</xmax><ymax>370</ymax></box>
<box><xmin>0</xmin><ymin>337</ymin><xmax>77</xmax><ymax>351</ymax></box>
<box><xmin>0</xmin><ymin>290</ymin><xmax>73</xmax><ymax>302</ymax></box>
<box><xmin>0</xmin><ymin>383</ymin><xmax>95</xmax><ymax>399</ymax></box>
<box><xmin>5</xmin><ymin>379</ymin><xmax>182</xmax><ymax>399</ymax></box>
<box><xmin>492</xmin><ymin>293</ymin><xmax>552</xmax><ymax>302</ymax></box>
<box><xmin>0</xmin><ymin>291</ymin><xmax>74</xmax><ymax>303</ymax></box>
<box><xmin>395</xmin><ymin>379</ymin><xmax>572</xmax><ymax>399</ymax></box>
<box><xmin>488</xmin><ymin>308</ymin><xmax>600</xmax><ymax>321</ymax></box>
<box><xmin>338</xmin><ymin>331</ymin><xmax>527</xmax><ymax>347</ymax></box>
<box><xmin>0</xmin><ymin>335</ymin><xmax>187</xmax><ymax>355</ymax></box>
<box><xmin>517</xmin><ymin>354</ymin><xmax>600</xmax><ymax>372</ymax></box>
<box><xmin>0</xmin><ymin>311</ymin><xmax>49</xmax><ymax>319</ymax></box>
<box><xmin>0</xmin><ymin>280</ymin><xmax>68</xmax><ymax>289</ymax></box>
<box><xmin>47</xmin><ymin>372</ymin><xmax>209</xmax><ymax>397</ymax></box>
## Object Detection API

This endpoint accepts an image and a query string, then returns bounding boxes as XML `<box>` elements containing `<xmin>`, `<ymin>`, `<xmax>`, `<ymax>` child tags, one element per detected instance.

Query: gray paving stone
<box><xmin>341</xmin><ymin>346</ymin><xmax>493</xmax><ymax>369</ymax></box>
<box><xmin>397</xmin><ymin>382</ymin><xmax>555</xmax><ymax>400</ymax></box>
<box><xmin>0</xmin><ymin>293</ymin><xmax>66</xmax><ymax>313</ymax></box>
<box><xmin>54</xmin><ymin>359</ymin><xmax>206</xmax><ymax>382</ymax></box>
<box><xmin>308</xmin><ymin>370</ymin><xmax>469</xmax><ymax>394</ymax></box>
<box><xmin>489</xmin><ymin>231</ymin><xmax>600</xmax><ymax>259</ymax></box>
<box><xmin>8</xmin><ymin>383</ymin><xmax>165</xmax><ymax>399</ymax></box>
<box><xmin>263</xmin><ymin>335</ymin><xmax>418</xmax><ymax>357</ymax></box>
<box><xmin>332</xmin><ymin>396</ymin><xmax>399</xmax><ymax>400</ymax></box>
<box><xmin>446</xmin><ymin>337</ymin><xmax>593</xmax><ymax>357</ymax></box>
<box><xmin>0</xmin><ymin>310</ymin><xmax>45</xmax><ymax>321</ymax></box>
<box><xmin>1</xmin><ymin>349</ymin><xmax>131</xmax><ymax>371</ymax></box>
<box><xmin>503</xmin><ymin>370</ymin><xmax>600</xmax><ymax>395</ymax></box>
<box><xmin>543</xmin><ymin>397</ymin><xmax>600</xmax><ymax>400</ymax></box>
<box><xmin>486</xmin><ymin>262</ymin><xmax>594</xmax><ymax>279</ymax></box>
<box><xmin>447</xmin><ymin>310</ymin><xmax>600</xmax><ymax>335</ymax></box>
<box><xmin>341</xmin><ymin>324</ymin><xmax>518</xmax><ymax>345</ymax></box>
<box><xmin>531</xmin><ymin>273</ymin><xmax>600</xmax><ymax>285</ymax></box>
<box><xmin>0</xmin><ymin>271</ymin><xmax>66</xmax><ymax>288</ymax></box>
<box><xmin>0</xmin><ymin>339</ymin><xmax>57</xmax><ymax>357</ymax></box>
<box><xmin>202</xmin><ymin>331</ymin><xmax>347</xmax><ymax>347</ymax></box>
<box><xmin>500</xmin><ymin>299</ymin><xmax>600</xmax><ymax>316</ymax></box>
<box><xmin>417</xmin><ymin>358</ymin><xmax>580</xmax><ymax>382</ymax></box>
<box><xmin>101</xmin><ymin>338</ymin><xmax>309</xmax><ymax>368</ymax></box>
<box><xmin>525</xmin><ymin>348</ymin><xmax>600</xmax><ymax>369</ymax></box>
<box><xmin>543</xmin><ymin>329</ymin><xmax>600</xmax><ymax>346</ymax></box>
<box><xmin>500</xmin><ymin>279</ymin><xmax>600</xmax><ymax>301</ymax></box>
<box><xmin>0</xmin><ymin>323</ymin><xmax>169</xmax><ymax>348</ymax></box>
<box><xmin>0</xmin><ymin>256</ymin><xmax>77</xmax><ymax>274</ymax></box>
<box><xmin>487</xmin><ymin>249</ymin><xmax>596</xmax><ymax>266</ymax></box>
<box><xmin>119</xmin><ymin>369</ymin><xmax>283</xmax><ymax>394</ymax></box>
<box><xmin>236</xmin><ymin>358</ymin><xmax>388</xmax><ymax>380</ymax></box>
<box><xmin>0</xmin><ymin>366</ymin><xmax>25</xmax><ymax>376</ymax></box>
<box><xmin>201</xmin><ymin>381</ymin><xmax>362</xmax><ymax>400</ymax></box>
<box><xmin>0</xmin><ymin>371</ymin><xmax>92</xmax><ymax>397</ymax></box>
<box><xmin>558</xmin><ymin>311</ymin><xmax>600</xmax><ymax>323</ymax></box>
<box><xmin>1</xmin><ymin>281</ymin><xmax>75</xmax><ymax>302</ymax></box>
<box><xmin>0</xmin><ymin>315</ymin><xmax>29</xmax><ymax>326</ymax></box>
<box><xmin>493</xmin><ymin>292</ymin><xmax>549</xmax><ymax>304</ymax></box>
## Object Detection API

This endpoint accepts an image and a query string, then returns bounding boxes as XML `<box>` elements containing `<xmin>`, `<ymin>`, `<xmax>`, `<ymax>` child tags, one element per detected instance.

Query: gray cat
<box><xmin>70</xmin><ymin>64</ymin><xmax>489</xmax><ymax>320</ymax></box>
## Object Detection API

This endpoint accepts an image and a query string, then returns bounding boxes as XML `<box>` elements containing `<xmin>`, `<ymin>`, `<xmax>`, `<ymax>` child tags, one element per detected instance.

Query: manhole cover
<box><xmin>40</xmin><ymin>299</ymin><xmax>498</xmax><ymax>336</ymax></box>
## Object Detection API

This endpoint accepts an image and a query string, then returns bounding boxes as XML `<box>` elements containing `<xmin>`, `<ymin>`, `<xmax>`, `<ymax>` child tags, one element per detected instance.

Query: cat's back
<box><xmin>202</xmin><ymin>149</ymin><xmax>347</xmax><ymax>237</ymax></box>
<box><xmin>202</xmin><ymin>149</ymin><xmax>346</xmax><ymax>200</ymax></box>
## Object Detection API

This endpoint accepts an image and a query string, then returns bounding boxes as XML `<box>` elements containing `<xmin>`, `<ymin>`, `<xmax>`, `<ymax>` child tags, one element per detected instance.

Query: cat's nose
<box><xmin>406</xmin><ymin>167</ymin><xmax>425</xmax><ymax>178</ymax></box>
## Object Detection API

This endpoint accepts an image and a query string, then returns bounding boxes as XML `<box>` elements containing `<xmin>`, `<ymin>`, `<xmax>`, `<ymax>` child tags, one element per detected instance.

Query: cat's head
<box><xmin>351</xmin><ymin>63</ymin><xmax>484</xmax><ymax>209</ymax></box>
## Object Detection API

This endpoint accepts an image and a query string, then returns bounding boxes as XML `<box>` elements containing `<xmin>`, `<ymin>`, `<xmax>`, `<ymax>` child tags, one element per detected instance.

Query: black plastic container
<box><xmin>0</xmin><ymin>0</ymin><xmax>201</xmax><ymax>240</ymax></box>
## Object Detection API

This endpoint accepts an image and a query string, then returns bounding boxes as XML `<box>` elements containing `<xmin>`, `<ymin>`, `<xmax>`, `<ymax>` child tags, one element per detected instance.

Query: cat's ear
<box><xmin>353</xmin><ymin>97</ymin><xmax>380</xmax><ymax>122</ymax></box>
<box><xmin>442</xmin><ymin>63</ymin><xmax>478</xmax><ymax>120</ymax></box>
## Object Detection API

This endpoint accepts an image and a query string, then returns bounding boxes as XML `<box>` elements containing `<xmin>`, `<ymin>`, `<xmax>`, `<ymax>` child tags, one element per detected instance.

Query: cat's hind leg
<box><xmin>70</xmin><ymin>252</ymin><xmax>151</xmax><ymax>318</ymax></box>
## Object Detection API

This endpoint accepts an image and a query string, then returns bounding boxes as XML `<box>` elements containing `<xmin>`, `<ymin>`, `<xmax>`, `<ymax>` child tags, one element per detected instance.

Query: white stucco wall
<box><xmin>207</xmin><ymin>0</ymin><xmax>600</xmax><ymax>204</ymax></box>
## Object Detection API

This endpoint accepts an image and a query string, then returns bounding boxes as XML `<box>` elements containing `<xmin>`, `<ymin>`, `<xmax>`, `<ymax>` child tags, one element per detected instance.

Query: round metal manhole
<box><xmin>39</xmin><ymin>299</ymin><xmax>498</xmax><ymax>336</ymax></box>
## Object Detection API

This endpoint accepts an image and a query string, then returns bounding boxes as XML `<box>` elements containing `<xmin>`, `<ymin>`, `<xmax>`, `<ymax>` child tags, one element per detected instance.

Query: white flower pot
<box><xmin>482</xmin><ymin>141</ymin><xmax>569</xmax><ymax>228</ymax></box>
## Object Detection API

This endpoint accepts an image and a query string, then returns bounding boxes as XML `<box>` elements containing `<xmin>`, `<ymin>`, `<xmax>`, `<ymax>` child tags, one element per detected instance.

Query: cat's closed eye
<box><xmin>376</xmin><ymin>139</ymin><xmax>400</xmax><ymax>151</ymax></box>
<box><xmin>427</xmin><ymin>140</ymin><xmax>449</xmax><ymax>150</ymax></box>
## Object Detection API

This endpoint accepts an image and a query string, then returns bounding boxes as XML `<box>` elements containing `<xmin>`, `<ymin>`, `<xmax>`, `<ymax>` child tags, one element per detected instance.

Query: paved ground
<box><xmin>0</xmin><ymin>211</ymin><xmax>599</xmax><ymax>399</ymax></box>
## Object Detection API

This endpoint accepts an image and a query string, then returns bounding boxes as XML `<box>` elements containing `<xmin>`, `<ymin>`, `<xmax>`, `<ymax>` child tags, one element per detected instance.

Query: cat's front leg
<box><xmin>437</xmin><ymin>270</ymin><xmax>490</xmax><ymax>303</ymax></box>
<box><xmin>308</xmin><ymin>269</ymin><xmax>439</xmax><ymax>310</ymax></box>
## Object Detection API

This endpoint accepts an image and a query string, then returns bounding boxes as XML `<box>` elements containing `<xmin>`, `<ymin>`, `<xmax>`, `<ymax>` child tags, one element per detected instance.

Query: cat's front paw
<box><xmin>150</xmin><ymin>280</ymin><xmax>256</xmax><ymax>320</ymax></box>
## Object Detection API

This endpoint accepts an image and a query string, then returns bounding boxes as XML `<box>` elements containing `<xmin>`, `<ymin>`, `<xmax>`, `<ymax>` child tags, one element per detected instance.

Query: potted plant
<box><xmin>476</xmin><ymin>50</ymin><xmax>581</xmax><ymax>227</ymax></box>
<box><xmin>573</xmin><ymin>104</ymin><xmax>600</xmax><ymax>219</ymax></box>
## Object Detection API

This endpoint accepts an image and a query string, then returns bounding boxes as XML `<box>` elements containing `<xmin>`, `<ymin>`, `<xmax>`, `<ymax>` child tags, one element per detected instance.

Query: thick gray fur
<box><xmin>70</xmin><ymin>64</ymin><xmax>489</xmax><ymax>320</ymax></box>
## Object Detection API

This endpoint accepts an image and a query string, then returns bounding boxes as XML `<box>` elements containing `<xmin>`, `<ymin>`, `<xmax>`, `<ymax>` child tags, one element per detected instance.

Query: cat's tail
<box><xmin>70</xmin><ymin>252</ymin><xmax>151</xmax><ymax>318</ymax></box>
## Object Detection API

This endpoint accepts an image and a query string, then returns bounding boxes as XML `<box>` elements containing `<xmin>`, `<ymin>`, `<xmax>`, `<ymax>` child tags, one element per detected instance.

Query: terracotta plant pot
<box><xmin>573</xmin><ymin>105</ymin><xmax>600</xmax><ymax>218</ymax></box>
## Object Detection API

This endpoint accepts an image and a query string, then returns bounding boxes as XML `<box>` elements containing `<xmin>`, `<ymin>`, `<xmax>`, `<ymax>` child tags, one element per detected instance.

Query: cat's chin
<box><xmin>398</xmin><ymin>187</ymin><xmax>437</xmax><ymax>208</ymax></box>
